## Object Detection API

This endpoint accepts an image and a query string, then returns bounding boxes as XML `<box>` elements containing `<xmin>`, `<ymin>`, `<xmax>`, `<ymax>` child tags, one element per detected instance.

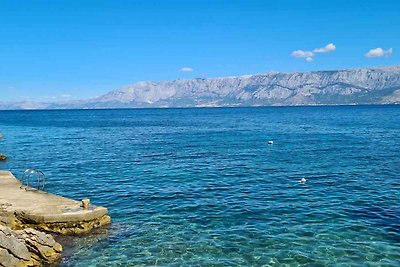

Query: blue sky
<box><xmin>0</xmin><ymin>0</ymin><xmax>399</xmax><ymax>101</ymax></box>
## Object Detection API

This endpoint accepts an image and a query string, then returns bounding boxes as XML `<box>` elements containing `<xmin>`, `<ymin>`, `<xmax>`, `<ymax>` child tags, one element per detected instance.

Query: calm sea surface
<box><xmin>0</xmin><ymin>106</ymin><xmax>400</xmax><ymax>266</ymax></box>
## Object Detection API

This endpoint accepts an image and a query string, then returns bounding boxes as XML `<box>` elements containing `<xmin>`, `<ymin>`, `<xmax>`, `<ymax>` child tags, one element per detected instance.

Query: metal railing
<box><xmin>20</xmin><ymin>169</ymin><xmax>46</xmax><ymax>191</ymax></box>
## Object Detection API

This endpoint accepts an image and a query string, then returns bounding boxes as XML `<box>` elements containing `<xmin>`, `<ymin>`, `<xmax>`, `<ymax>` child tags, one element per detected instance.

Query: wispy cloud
<box><xmin>180</xmin><ymin>67</ymin><xmax>194</xmax><ymax>72</ymax></box>
<box><xmin>291</xmin><ymin>50</ymin><xmax>313</xmax><ymax>58</ymax></box>
<box><xmin>291</xmin><ymin>43</ymin><xmax>336</xmax><ymax>62</ymax></box>
<box><xmin>365</xmin><ymin>48</ymin><xmax>393</xmax><ymax>58</ymax></box>
<box><xmin>313</xmin><ymin>43</ymin><xmax>336</xmax><ymax>53</ymax></box>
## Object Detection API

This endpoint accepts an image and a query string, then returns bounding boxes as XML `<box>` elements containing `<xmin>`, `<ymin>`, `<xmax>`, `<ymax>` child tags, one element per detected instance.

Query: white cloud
<box><xmin>291</xmin><ymin>50</ymin><xmax>314</xmax><ymax>58</ymax></box>
<box><xmin>365</xmin><ymin>47</ymin><xmax>393</xmax><ymax>58</ymax></box>
<box><xmin>60</xmin><ymin>94</ymin><xmax>71</xmax><ymax>98</ymax></box>
<box><xmin>313</xmin><ymin>43</ymin><xmax>336</xmax><ymax>53</ymax></box>
<box><xmin>180</xmin><ymin>67</ymin><xmax>194</xmax><ymax>72</ymax></box>
<box><xmin>291</xmin><ymin>43</ymin><xmax>336</xmax><ymax>62</ymax></box>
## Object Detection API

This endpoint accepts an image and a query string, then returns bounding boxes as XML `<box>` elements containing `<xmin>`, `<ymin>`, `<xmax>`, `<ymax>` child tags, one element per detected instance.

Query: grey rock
<box><xmin>0</xmin><ymin>225</ymin><xmax>62</xmax><ymax>267</ymax></box>
<box><xmin>0</xmin><ymin>226</ymin><xmax>31</xmax><ymax>262</ymax></box>
<box><xmin>0</xmin><ymin>248</ymin><xmax>21</xmax><ymax>267</ymax></box>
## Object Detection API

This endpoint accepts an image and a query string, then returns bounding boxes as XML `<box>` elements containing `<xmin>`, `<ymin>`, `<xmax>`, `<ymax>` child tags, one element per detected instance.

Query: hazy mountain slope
<box><xmin>2</xmin><ymin>66</ymin><xmax>400</xmax><ymax>110</ymax></box>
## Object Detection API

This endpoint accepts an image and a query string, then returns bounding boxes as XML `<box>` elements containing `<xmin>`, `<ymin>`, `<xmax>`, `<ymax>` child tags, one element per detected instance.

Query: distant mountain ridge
<box><xmin>2</xmin><ymin>66</ymin><xmax>400</xmax><ymax>110</ymax></box>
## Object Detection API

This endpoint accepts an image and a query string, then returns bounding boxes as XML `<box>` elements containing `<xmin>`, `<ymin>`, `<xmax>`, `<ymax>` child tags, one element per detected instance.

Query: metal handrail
<box><xmin>20</xmin><ymin>169</ymin><xmax>45</xmax><ymax>191</ymax></box>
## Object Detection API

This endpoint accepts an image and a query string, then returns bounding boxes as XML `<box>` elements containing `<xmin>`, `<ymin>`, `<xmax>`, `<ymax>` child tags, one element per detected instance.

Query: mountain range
<box><xmin>1</xmin><ymin>66</ymin><xmax>400</xmax><ymax>110</ymax></box>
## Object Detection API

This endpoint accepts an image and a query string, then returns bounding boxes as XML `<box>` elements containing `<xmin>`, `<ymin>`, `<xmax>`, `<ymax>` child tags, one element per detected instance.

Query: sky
<box><xmin>0</xmin><ymin>0</ymin><xmax>399</xmax><ymax>101</ymax></box>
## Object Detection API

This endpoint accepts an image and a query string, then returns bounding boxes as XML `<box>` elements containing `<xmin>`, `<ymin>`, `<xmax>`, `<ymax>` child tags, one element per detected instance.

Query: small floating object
<box><xmin>268</xmin><ymin>140</ymin><xmax>274</xmax><ymax>145</ymax></box>
<box><xmin>299</xmin><ymin>178</ymin><xmax>307</xmax><ymax>184</ymax></box>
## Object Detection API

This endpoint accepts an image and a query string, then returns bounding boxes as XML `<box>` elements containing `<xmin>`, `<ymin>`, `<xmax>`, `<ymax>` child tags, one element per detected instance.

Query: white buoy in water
<box><xmin>299</xmin><ymin>178</ymin><xmax>307</xmax><ymax>184</ymax></box>
<box><xmin>268</xmin><ymin>140</ymin><xmax>273</xmax><ymax>145</ymax></box>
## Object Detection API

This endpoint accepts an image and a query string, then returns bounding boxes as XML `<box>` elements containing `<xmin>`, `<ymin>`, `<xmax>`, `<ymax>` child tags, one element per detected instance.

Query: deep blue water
<box><xmin>0</xmin><ymin>106</ymin><xmax>400</xmax><ymax>266</ymax></box>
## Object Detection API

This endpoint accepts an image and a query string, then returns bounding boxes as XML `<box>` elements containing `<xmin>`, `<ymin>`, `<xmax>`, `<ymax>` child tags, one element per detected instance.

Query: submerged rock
<box><xmin>0</xmin><ymin>225</ymin><xmax>62</xmax><ymax>266</ymax></box>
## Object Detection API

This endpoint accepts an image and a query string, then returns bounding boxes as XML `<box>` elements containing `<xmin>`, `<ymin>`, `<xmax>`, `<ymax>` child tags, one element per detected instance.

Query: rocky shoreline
<box><xmin>0</xmin><ymin>225</ymin><xmax>62</xmax><ymax>267</ymax></box>
<box><xmin>0</xmin><ymin>209</ymin><xmax>110</xmax><ymax>267</ymax></box>
<box><xmin>0</xmin><ymin>172</ymin><xmax>111</xmax><ymax>266</ymax></box>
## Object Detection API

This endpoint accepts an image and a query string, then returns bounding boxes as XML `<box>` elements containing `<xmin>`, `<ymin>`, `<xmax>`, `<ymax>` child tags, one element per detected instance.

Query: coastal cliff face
<box><xmin>1</xmin><ymin>66</ymin><xmax>400</xmax><ymax>110</ymax></box>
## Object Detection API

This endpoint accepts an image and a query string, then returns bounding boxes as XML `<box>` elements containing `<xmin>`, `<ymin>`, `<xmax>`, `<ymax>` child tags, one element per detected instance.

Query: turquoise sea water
<box><xmin>0</xmin><ymin>106</ymin><xmax>400</xmax><ymax>266</ymax></box>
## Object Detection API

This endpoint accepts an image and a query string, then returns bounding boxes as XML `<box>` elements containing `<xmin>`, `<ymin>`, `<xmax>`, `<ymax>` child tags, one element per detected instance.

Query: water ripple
<box><xmin>0</xmin><ymin>106</ymin><xmax>400</xmax><ymax>266</ymax></box>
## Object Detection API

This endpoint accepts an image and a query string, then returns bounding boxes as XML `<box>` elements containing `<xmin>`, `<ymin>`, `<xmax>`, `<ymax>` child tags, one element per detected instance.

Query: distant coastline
<box><xmin>1</xmin><ymin>66</ymin><xmax>400</xmax><ymax>110</ymax></box>
<box><xmin>0</xmin><ymin>102</ymin><xmax>400</xmax><ymax>111</ymax></box>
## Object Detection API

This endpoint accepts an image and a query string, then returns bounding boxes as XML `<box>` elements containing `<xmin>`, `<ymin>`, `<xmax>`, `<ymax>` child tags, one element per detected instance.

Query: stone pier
<box><xmin>0</xmin><ymin>171</ymin><xmax>111</xmax><ymax>235</ymax></box>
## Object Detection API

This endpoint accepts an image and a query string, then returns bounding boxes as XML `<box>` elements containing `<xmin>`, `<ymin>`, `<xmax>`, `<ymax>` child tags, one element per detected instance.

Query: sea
<box><xmin>0</xmin><ymin>106</ymin><xmax>399</xmax><ymax>266</ymax></box>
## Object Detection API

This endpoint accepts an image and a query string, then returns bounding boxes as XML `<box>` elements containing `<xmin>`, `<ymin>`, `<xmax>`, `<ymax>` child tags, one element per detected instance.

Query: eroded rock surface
<box><xmin>0</xmin><ymin>225</ymin><xmax>62</xmax><ymax>267</ymax></box>
<box><xmin>17</xmin><ymin>214</ymin><xmax>112</xmax><ymax>235</ymax></box>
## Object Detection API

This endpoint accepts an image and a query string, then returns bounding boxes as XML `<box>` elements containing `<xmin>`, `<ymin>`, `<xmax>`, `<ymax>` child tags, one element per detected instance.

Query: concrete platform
<box><xmin>0</xmin><ymin>171</ymin><xmax>110</xmax><ymax>234</ymax></box>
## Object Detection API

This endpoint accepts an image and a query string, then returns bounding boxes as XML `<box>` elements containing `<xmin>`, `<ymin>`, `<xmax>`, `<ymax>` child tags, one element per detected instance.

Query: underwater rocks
<box><xmin>0</xmin><ymin>225</ymin><xmax>62</xmax><ymax>267</ymax></box>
